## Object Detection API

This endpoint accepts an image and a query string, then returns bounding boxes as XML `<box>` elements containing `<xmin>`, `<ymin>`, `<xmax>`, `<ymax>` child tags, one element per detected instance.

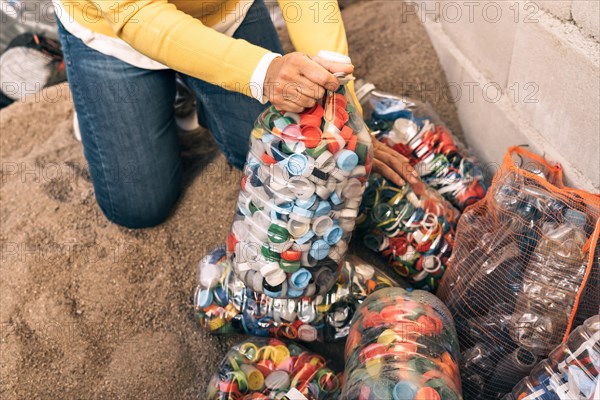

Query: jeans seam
<box><xmin>63</xmin><ymin>34</ymin><xmax>119</xmax><ymax>222</ymax></box>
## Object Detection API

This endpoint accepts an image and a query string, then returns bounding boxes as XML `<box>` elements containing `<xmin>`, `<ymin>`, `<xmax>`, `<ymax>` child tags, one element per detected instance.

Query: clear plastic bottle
<box><xmin>227</xmin><ymin>51</ymin><xmax>373</xmax><ymax>299</ymax></box>
<box><xmin>504</xmin><ymin>315</ymin><xmax>599</xmax><ymax>400</ymax></box>
<box><xmin>512</xmin><ymin>209</ymin><xmax>589</xmax><ymax>354</ymax></box>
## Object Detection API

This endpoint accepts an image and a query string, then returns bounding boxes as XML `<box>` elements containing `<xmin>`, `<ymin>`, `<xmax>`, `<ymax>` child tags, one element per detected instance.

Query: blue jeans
<box><xmin>57</xmin><ymin>0</ymin><xmax>283</xmax><ymax>228</ymax></box>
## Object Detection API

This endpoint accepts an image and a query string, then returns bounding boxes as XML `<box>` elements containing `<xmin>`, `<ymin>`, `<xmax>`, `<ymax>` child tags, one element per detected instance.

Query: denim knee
<box><xmin>97</xmin><ymin>184</ymin><xmax>181</xmax><ymax>229</ymax></box>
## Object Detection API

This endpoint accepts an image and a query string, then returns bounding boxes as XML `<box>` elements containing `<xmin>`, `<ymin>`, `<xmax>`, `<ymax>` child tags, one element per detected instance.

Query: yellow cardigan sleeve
<box><xmin>277</xmin><ymin>0</ymin><xmax>360</xmax><ymax>112</ymax></box>
<box><xmin>277</xmin><ymin>0</ymin><xmax>349</xmax><ymax>57</ymax></box>
<box><xmin>86</xmin><ymin>0</ymin><xmax>270</xmax><ymax>97</ymax></box>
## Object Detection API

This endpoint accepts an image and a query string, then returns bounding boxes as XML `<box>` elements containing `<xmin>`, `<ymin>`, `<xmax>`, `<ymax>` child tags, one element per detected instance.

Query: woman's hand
<box><xmin>263</xmin><ymin>52</ymin><xmax>354</xmax><ymax>112</ymax></box>
<box><xmin>371</xmin><ymin>137</ymin><xmax>425</xmax><ymax>193</ymax></box>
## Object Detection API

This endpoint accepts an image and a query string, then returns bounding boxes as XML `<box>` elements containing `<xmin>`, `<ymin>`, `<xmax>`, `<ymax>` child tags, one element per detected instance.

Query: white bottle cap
<box><xmin>317</xmin><ymin>50</ymin><xmax>352</xmax><ymax>65</ymax></box>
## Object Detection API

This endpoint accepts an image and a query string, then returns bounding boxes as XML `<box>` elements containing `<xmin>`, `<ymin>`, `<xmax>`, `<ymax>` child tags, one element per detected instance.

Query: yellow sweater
<box><xmin>60</xmin><ymin>0</ymin><xmax>350</xmax><ymax>97</ymax></box>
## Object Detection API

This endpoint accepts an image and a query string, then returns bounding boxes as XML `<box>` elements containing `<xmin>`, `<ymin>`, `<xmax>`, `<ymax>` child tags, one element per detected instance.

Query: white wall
<box><xmin>416</xmin><ymin>0</ymin><xmax>599</xmax><ymax>192</ymax></box>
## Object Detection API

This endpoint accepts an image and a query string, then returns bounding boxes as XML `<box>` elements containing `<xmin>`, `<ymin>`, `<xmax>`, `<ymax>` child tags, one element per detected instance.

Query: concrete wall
<box><xmin>416</xmin><ymin>0</ymin><xmax>599</xmax><ymax>192</ymax></box>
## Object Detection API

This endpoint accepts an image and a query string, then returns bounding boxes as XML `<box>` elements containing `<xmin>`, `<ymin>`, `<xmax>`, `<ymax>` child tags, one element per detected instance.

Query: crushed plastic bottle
<box><xmin>512</xmin><ymin>209</ymin><xmax>589</xmax><ymax>354</ymax></box>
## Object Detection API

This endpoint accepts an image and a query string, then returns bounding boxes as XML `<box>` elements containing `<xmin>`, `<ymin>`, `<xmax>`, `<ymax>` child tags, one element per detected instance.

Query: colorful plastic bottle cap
<box><xmin>335</xmin><ymin>149</ymin><xmax>359</xmax><ymax>171</ymax></box>
<box><xmin>263</xmin><ymin>280</ymin><xmax>283</xmax><ymax>297</ymax></box>
<box><xmin>300</xmin><ymin>125</ymin><xmax>322</xmax><ymax>148</ymax></box>
<box><xmin>342</xmin><ymin>178</ymin><xmax>364</xmax><ymax>199</ymax></box>
<box><xmin>280</xmin><ymin>259</ymin><xmax>301</xmax><ymax>273</ymax></box>
<box><xmin>265</xmin><ymin>269</ymin><xmax>287</xmax><ymax>287</ymax></box>
<box><xmin>301</xmin><ymin>250</ymin><xmax>318</xmax><ymax>268</ymax></box>
<box><xmin>286</xmin><ymin>287</ymin><xmax>304</xmax><ymax>298</ymax></box>
<box><xmin>295</xmin><ymin>194</ymin><xmax>317</xmax><ymax>209</ymax></box>
<box><xmin>314</xmin><ymin>201</ymin><xmax>332</xmax><ymax>217</ymax></box>
<box><xmin>251</xmin><ymin>271</ymin><xmax>264</xmax><ymax>292</ymax></box>
<box><xmin>260</xmin><ymin>243</ymin><xmax>281</xmax><ymax>261</ymax></box>
<box><xmin>281</xmin><ymin>244</ymin><xmax>302</xmax><ymax>261</ymax></box>
<box><xmin>268</xmin><ymin>239</ymin><xmax>292</xmax><ymax>253</ymax></box>
<box><xmin>240</xmin><ymin>364</ymin><xmax>265</xmax><ymax>391</ymax></box>
<box><xmin>297</xmin><ymin>324</ymin><xmax>319</xmax><ymax>342</ymax></box>
<box><xmin>310</xmin><ymin>240</ymin><xmax>331</xmax><ymax>261</ymax></box>
<box><xmin>265</xmin><ymin>370</ymin><xmax>291</xmax><ymax>390</ymax></box>
<box><xmin>268</xmin><ymin>222</ymin><xmax>289</xmax><ymax>244</ymax></box>
<box><xmin>288</xmin><ymin>177</ymin><xmax>315</xmax><ymax>200</ymax></box>
<box><xmin>312</xmin><ymin>216</ymin><xmax>334</xmax><ymax>236</ymax></box>
<box><xmin>393</xmin><ymin>381</ymin><xmax>418</xmax><ymax>400</ymax></box>
<box><xmin>195</xmin><ymin>289</ymin><xmax>213</xmax><ymax>308</ymax></box>
<box><xmin>285</xmin><ymin>154</ymin><xmax>309</xmax><ymax>176</ymax></box>
<box><xmin>414</xmin><ymin>387</ymin><xmax>440</xmax><ymax>400</ymax></box>
<box><xmin>290</xmin><ymin>268</ymin><xmax>311</xmax><ymax>289</ymax></box>
<box><xmin>291</xmin><ymin>205</ymin><xmax>314</xmax><ymax>218</ymax></box>
<box><xmin>309</xmin><ymin>168</ymin><xmax>329</xmax><ymax>186</ymax></box>
<box><xmin>323</xmin><ymin>225</ymin><xmax>343</xmax><ymax>245</ymax></box>
<box><xmin>282</xmin><ymin>124</ymin><xmax>302</xmax><ymax>141</ymax></box>
<box><xmin>422</xmin><ymin>256</ymin><xmax>442</xmax><ymax>273</ymax></box>
<box><xmin>199</xmin><ymin>263</ymin><xmax>223</xmax><ymax>289</ymax></box>
<box><xmin>296</xmin><ymin>230</ymin><xmax>315</xmax><ymax>245</ymax></box>
<box><xmin>315</xmin><ymin>184</ymin><xmax>333</xmax><ymax>200</ymax></box>
<box><xmin>330</xmin><ymin>191</ymin><xmax>343</xmax><ymax>206</ymax></box>
<box><xmin>261</xmin><ymin>260</ymin><xmax>281</xmax><ymax>277</ymax></box>
<box><xmin>288</xmin><ymin>219</ymin><xmax>311</xmax><ymax>238</ymax></box>
<box><xmin>315</xmin><ymin>151</ymin><xmax>336</xmax><ymax>173</ymax></box>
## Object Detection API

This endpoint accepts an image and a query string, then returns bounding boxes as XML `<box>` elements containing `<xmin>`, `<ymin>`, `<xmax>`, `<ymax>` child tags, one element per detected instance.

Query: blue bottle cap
<box><xmin>310</xmin><ymin>240</ymin><xmax>331</xmax><ymax>261</ymax></box>
<box><xmin>195</xmin><ymin>289</ymin><xmax>213</xmax><ymax>308</ymax></box>
<box><xmin>336</xmin><ymin>149</ymin><xmax>359</xmax><ymax>171</ymax></box>
<box><xmin>292</xmin><ymin>205</ymin><xmax>314</xmax><ymax>218</ymax></box>
<box><xmin>323</xmin><ymin>224</ymin><xmax>343</xmax><ymax>245</ymax></box>
<box><xmin>330</xmin><ymin>191</ymin><xmax>343</xmax><ymax>205</ymax></box>
<box><xmin>286</xmin><ymin>287</ymin><xmax>305</xmax><ymax>298</ymax></box>
<box><xmin>314</xmin><ymin>201</ymin><xmax>332</xmax><ymax>217</ymax></box>
<box><xmin>286</xmin><ymin>154</ymin><xmax>309</xmax><ymax>176</ymax></box>
<box><xmin>393</xmin><ymin>381</ymin><xmax>418</xmax><ymax>400</ymax></box>
<box><xmin>290</xmin><ymin>268</ymin><xmax>311</xmax><ymax>290</ymax></box>
<box><xmin>295</xmin><ymin>194</ymin><xmax>317</xmax><ymax>209</ymax></box>
<box><xmin>296</xmin><ymin>230</ymin><xmax>315</xmax><ymax>245</ymax></box>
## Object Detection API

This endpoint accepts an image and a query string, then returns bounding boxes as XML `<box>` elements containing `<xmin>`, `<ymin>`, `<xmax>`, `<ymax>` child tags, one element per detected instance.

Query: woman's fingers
<box><xmin>371</xmin><ymin>139</ymin><xmax>426</xmax><ymax>194</ymax></box>
<box><xmin>264</xmin><ymin>52</ymin><xmax>341</xmax><ymax>111</ymax></box>
<box><xmin>372</xmin><ymin>158</ymin><xmax>406</xmax><ymax>187</ymax></box>
<box><xmin>377</xmin><ymin>144</ymin><xmax>421</xmax><ymax>185</ymax></box>
<box><xmin>312</xmin><ymin>55</ymin><xmax>354</xmax><ymax>75</ymax></box>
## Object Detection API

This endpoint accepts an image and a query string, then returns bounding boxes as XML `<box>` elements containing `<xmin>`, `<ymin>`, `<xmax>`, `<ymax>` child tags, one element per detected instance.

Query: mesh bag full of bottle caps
<box><xmin>437</xmin><ymin>147</ymin><xmax>600</xmax><ymax>399</ymax></box>
<box><xmin>357</xmin><ymin>174</ymin><xmax>460</xmax><ymax>292</ymax></box>
<box><xmin>206</xmin><ymin>338</ymin><xmax>343</xmax><ymax>399</ymax></box>
<box><xmin>195</xmin><ymin>246</ymin><xmax>403</xmax><ymax>342</ymax></box>
<box><xmin>356</xmin><ymin>81</ymin><xmax>487</xmax><ymax>211</ymax></box>
<box><xmin>341</xmin><ymin>287</ymin><xmax>463</xmax><ymax>400</ymax></box>
<box><xmin>227</xmin><ymin>52</ymin><xmax>373</xmax><ymax>300</ymax></box>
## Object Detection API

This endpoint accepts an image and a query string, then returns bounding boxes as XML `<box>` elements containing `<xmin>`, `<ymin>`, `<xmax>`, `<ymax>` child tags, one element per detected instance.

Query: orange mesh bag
<box><xmin>437</xmin><ymin>146</ymin><xmax>600</xmax><ymax>399</ymax></box>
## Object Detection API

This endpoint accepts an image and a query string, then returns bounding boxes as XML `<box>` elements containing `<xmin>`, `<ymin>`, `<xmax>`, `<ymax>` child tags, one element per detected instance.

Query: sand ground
<box><xmin>0</xmin><ymin>1</ymin><xmax>463</xmax><ymax>398</ymax></box>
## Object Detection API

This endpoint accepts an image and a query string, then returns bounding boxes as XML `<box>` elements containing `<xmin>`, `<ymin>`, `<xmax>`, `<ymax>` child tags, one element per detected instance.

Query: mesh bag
<box><xmin>437</xmin><ymin>147</ymin><xmax>600</xmax><ymax>399</ymax></box>
<box><xmin>356</xmin><ymin>173</ymin><xmax>460</xmax><ymax>292</ymax></box>
<box><xmin>206</xmin><ymin>338</ymin><xmax>342</xmax><ymax>399</ymax></box>
<box><xmin>195</xmin><ymin>246</ymin><xmax>402</xmax><ymax>342</ymax></box>
<box><xmin>356</xmin><ymin>82</ymin><xmax>486</xmax><ymax>211</ymax></box>
<box><xmin>341</xmin><ymin>287</ymin><xmax>463</xmax><ymax>400</ymax></box>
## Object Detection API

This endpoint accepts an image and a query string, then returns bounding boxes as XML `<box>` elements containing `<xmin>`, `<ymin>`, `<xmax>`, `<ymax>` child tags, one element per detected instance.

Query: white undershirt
<box><xmin>52</xmin><ymin>0</ymin><xmax>279</xmax><ymax>103</ymax></box>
